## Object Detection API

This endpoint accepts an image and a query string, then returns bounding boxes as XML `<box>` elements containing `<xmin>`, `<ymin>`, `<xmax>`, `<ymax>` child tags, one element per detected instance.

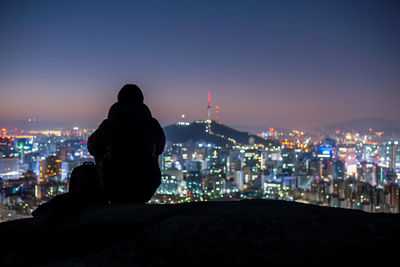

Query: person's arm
<box><xmin>151</xmin><ymin>118</ymin><xmax>165</xmax><ymax>156</ymax></box>
<box><xmin>87</xmin><ymin>119</ymin><xmax>108</xmax><ymax>158</ymax></box>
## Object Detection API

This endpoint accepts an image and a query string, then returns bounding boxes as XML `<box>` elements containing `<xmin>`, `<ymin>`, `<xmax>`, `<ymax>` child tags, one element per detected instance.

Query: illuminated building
<box><xmin>0</xmin><ymin>158</ymin><xmax>20</xmax><ymax>180</ymax></box>
<box><xmin>186</xmin><ymin>171</ymin><xmax>202</xmax><ymax>198</ymax></box>
<box><xmin>156</xmin><ymin>174</ymin><xmax>180</xmax><ymax>195</ymax></box>
<box><xmin>296</xmin><ymin>174</ymin><xmax>313</xmax><ymax>190</ymax></box>
<box><xmin>338</xmin><ymin>146</ymin><xmax>357</xmax><ymax>176</ymax></box>
<box><xmin>39</xmin><ymin>156</ymin><xmax>62</xmax><ymax>183</ymax></box>
<box><xmin>15</xmin><ymin>138</ymin><xmax>35</xmax><ymax>159</ymax></box>
<box><xmin>382</xmin><ymin>141</ymin><xmax>400</xmax><ymax>170</ymax></box>
<box><xmin>234</xmin><ymin>170</ymin><xmax>244</xmax><ymax>190</ymax></box>
<box><xmin>163</xmin><ymin>169</ymin><xmax>184</xmax><ymax>181</ymax></box>
<box><xmin>332</xmin><ymin>160</ymin><xmax>345</xmax><ymax>180</ymax></box>
<box><xmin>57</xmin><ymin>139</ymin><xmax>91</xmax><ymax>160</ymax></box>
<box><xmin>61</xmin><ymin>159</ymin><xmax>84</xmax><ymax>181</ymax></box>
<box><xmin>0</xmin><ymin>137</ymin><xmax>18</xmax><ymax>158</ymax></box>
<box><xmin>357</xmin><ymin>162</ymin><xmax>378</xmax><ymax>185</ymax></box>
<box><xmin>281</xmin><ymin>147</ymin><xmax>295</xmax><ymax>176</ymax></box>
<box><xmin>296</xmin><ymin>152</ymin><xmax>312</xmax><ymax>174</ymax></box>
<box><xmin>332</xmin><ymin>179</ymin><xmax>345</xmax><ymax>200</ymax></box>
<box><xmin>203</xmin><ymin>174</ymin><xmax>226</xmax><ymax>196</ymax></box>
<box><xmin>186</xmin><ymin>160</ymin><xmax>202</xmax><ymax>172</ymax></box>
<box><xmin>161</xmin><ymin>154</ymin><xmax>173</xmax><ymax>170</ymax></box>
<box><xmin>317</xmin><ymin>144</ymin><xmax>333</xmax><ymax>159</ymax></box>
<box><xmin>378</xmin><ymin>167</ymin><xmax>397</xmax><ymax>184</ymax></box>
<box><xmin>241</xmin><ymin>166</ymin><xmax>265</xmax><ymax>190</ymax></box>
<box><xmin>264</xmin><ymin>181</ymin><xmax>281</xmax><ymax>198</ymax></box>
<box><xmin>228</xmin><ymin>150</ymin><xmax>241</xmax><ymax>172</ymax></box>
<box><xmin>207</xmin><ymin>147</ymin><xmax>227</xmax><ymax>175</ymax></box>
<box><xmin>388</xmin><ymin>184</ymin><xmax>400</xmax><ymax>213</ymax></box>
<box><xmin>22</xmin><ymin>170</ymin><xmax>37</xmax><ymax>185</ymax></box>
<box><xmin>242</xmin><ymin>149</ymin><xmax>263</xmax><ymax>172</ymax></box>
<box><xmin>361</xmin><ymin>143</ymin><xmax>380</xmax><ymax>163</ymax></box>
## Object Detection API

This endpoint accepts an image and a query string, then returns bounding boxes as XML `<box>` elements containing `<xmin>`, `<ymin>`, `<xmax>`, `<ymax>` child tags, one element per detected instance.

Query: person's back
<box><xmin>88</xmin><ymin>84</ymin><xmax>165</xmax><ymax>203</ymax></box>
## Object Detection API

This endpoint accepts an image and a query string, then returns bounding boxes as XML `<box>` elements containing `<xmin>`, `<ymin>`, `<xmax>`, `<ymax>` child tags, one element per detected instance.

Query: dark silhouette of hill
<box><xmin>164</xmin><ymin>120</ymin><xmax>280</xmax><ymax>147</ymax></box>
<box><xmin>322</xmin><ymin>117</ymin><xmax>400</xmax><ymax>135</ymax></box>
<box><xmin>1</xmin><ymin>200</ymin><xmax>399</xmax><ymax>266</ymax></box>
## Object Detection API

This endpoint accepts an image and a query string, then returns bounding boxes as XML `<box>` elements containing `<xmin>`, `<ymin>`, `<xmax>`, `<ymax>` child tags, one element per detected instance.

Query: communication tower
<box><xmin>207</xmin><ymin>91</ymin><xmax>211</xmax><ymax>121</ymax></box>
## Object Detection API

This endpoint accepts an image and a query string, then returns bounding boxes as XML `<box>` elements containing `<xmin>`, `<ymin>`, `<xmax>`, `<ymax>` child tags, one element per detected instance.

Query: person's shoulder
<box><xmin>150</xmin><ymin>117</ymin><xmax>161</xmax><ymax>126</ymax></box>
<box><xmin>138</xmin><ymin>103</ymin><xmax>151</xmax><ymax>114</ymax></box>
<box><xmin>107</xmin><ymin>102</ymin><xmax>120</xmax><ymax>118</ymax></box>
<box><xmin>106</xmin><ymin>102</ymin><xmax>115</xmax><ymax>120</ymax></box>
<box><xmin>149</xmin><ymin>117</ymin><xmax>164</xmax><ymax>134</ymax></box>
<box><xmin>99</xmin><ymin>119</ymin><xmax>111</xmax><ymax>128</ymax></box>
<box><xmin>109</xmin><ymin>102</ymin><xmax>121</xmax><ymax>110</ymax></box>
<box><xmin>135</xmin><ymin>103</ymin><xmax>152</xmax><ymax>119</ymax></box>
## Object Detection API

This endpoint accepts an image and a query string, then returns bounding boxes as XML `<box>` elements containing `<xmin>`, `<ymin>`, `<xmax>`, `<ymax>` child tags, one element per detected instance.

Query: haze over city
<box><xmin>1</xmin><ymin>0</ymin><xmax>399</xmax><ymax>130</ymax></box>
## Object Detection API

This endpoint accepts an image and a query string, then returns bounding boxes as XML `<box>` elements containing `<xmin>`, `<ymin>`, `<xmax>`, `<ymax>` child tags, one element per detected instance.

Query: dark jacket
<box><xmin>88</xmin><ymin>101</ymin><xmax>165</xmax><ymax>202</ymax></box>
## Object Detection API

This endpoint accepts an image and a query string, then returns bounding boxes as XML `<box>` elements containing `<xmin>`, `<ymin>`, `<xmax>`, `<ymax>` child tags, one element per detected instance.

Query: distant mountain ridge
<box><xmin>231</xmin><ymin>124</ymin><xmax>291</xmax><ymax>135</ymax></box>
<box><xmin>3</xmin><ymin>117</ymin><xmax>399</xmax><ymax>137</ymax></box>
<box><xmin>163</xmin><ymin>120</ymin><xmax>279</xmax><ymax>147</ymax></box>
<box><xmin>322</xmin><ymin>117</ymin><xmax>400</xmax><ymax>135</ymax></box>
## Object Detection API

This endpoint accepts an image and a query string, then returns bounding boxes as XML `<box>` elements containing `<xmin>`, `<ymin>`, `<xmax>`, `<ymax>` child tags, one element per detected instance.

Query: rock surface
<box><xmin>0</xmin><ymin>200</ymin><xmax>399</xmax><ymax>266</ymax></box>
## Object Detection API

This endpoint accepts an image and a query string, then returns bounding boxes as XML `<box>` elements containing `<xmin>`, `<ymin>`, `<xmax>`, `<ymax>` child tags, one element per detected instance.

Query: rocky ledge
<box><xmin>1</xmin><ymin>200</ymin><xmax>399</xmax><ymax>266</ymax></box>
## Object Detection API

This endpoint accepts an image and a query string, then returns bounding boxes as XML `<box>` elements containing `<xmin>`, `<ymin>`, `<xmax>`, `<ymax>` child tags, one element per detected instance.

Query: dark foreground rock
<box><xmin>0</xmin><ymin>200</ymin><xmax>399</xmax><ymax>266</ymax></box>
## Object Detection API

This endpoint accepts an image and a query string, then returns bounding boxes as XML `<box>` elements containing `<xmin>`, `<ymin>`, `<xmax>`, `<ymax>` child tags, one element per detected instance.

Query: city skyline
<box><xmin>1</xmin><ymin>0</ymin><xmax>400</xmax><ymax>129</ymax></box>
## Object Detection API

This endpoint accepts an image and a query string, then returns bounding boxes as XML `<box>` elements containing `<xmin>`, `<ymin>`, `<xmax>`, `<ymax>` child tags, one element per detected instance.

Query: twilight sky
<box><xmin>0</xmin><ymin>0</ymin><xmax>399</xmax><ymax>130</ymax></box>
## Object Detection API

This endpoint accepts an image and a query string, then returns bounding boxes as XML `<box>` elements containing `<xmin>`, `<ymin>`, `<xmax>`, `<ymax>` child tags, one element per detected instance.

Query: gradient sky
<box><xmin>1</xmin><ymin>0</ymin><xmax>399</xmax><ymax>130</ymax></box>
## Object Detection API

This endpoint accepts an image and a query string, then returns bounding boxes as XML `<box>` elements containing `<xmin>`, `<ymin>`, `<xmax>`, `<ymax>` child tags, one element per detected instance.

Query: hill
<box><xmin>163</xmin><ymin>120</ymin><xmax>280</xmax><ymax>147</ymax></box>
<box><xmin>0</xmin><ymin>200</ymin><xmax>399</xmax><ymax>266</ymax></box>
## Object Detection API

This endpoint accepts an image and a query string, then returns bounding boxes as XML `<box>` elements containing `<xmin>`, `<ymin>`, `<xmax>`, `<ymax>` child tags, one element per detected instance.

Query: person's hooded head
<box><xmin>117</xmin><ymin>84</ymin><xmax>144</xmax><ymax>104</ymax></box>
<box><xmin>108</xmin><ymin>84</ymin><xmax>151</xmax><ymax>126</ymax></box>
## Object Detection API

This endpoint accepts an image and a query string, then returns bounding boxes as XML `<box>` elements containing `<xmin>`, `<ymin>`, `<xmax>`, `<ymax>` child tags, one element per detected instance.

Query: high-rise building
<box><xmin>186</xmin><ymin>170</ymin><xmax>202</xmax><ymax>198</ymax></box>
<box><xmin>157</xmin><ymin>174</ymin><xmax>180</xmax><ymax>195</ymax></box>
<box><xmin>203</xmin><ymin>174</ymin><xmax>226</xmax><ymax>196</ymax></box>
<box><xmin>357</xmin><ymin>162</ymin><xmax>378</xmax><ymax>185</ymax></box>
<box><xmin>333</xmin><ymin>160</ymin><xmax>345</xmax><ymax>180</ymax></box>
<box><xmin>0</xmin><ymin>137</ymin><xmax>18</xmax><ymax>158</ymax></box>
<box><xmin>382</xmin><ymin>141</ymin><xmax>400</xmax><ymax>170</ymax></box>
<box><xmin>338</xmin><ymin>146</ymin><xmax>357</xmax><ymax>176</ymax></box>
<box><xmin>39</xmin><ymin>156</ymin><xmax>62</xmax><ymax>183</ymax></box>
<box><xmin>234</xmin><ymin>170</ymin><xmax>244</xmax><ymax>190</ymax></box>
<box><xmin>281</xmin><ymin>147</ymin><xmax>295</xmax><ymax>176</ymax></box>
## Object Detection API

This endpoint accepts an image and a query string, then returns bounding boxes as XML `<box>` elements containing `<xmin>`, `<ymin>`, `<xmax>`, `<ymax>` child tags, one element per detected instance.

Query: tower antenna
<box><xmin>207</xmin><ymin>91</ymin><xmax>211</xmax><ymax>121</ymax></box>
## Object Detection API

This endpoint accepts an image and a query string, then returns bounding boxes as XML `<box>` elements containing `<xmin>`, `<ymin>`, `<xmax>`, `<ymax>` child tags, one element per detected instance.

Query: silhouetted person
<box><xmin>32</xmin><ymin>84</ymin><xmax>163</xmax><ymax>220</ymax></box>
<box><xmin>88</xmin><ymin>84</ymin><xmax>165</xmax><ymax>203</ymax></box>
